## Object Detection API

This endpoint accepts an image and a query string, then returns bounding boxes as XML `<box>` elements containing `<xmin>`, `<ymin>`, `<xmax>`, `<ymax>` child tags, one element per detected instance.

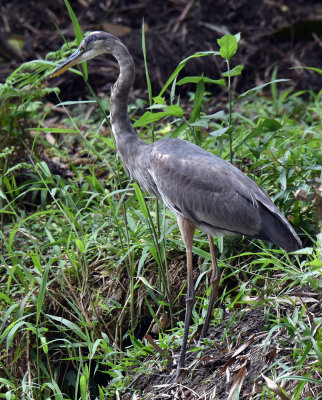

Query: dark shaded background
<box><xmin>1</xmin><ymin>0</ymin><xmax>321</xmax><ymax>99</ymax></box>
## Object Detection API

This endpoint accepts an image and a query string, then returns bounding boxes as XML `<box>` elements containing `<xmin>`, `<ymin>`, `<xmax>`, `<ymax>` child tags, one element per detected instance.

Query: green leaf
<box><xmin>36</xmin><ymin>161</ymin><xmax>51</xmax><ymax>178</ymax></box>
<box><xmin>210</xmin><ymin>126</ymin><xmax>231</xmax><ymax>137</ymax></box>
<box><xmin>142</xmin><ymin>21</ymin><xmax>152</xmax><ymax>105</ymax></box>
<box><xmin>30</xmin><ymin>251</ymin><xmax>42</xmax><ymax>274</ymax></box>
<box><xmin>132</xmin><ymin>183</ymin><xmax>149</xmax><ymax>220</ymax></box>
<box><xmin>153</xmin><ymin>95</ymin><xmax>166</xmax><ymax>105</ymax></box>
<box><xmin>34</xmin><ymin>127</ymin><xmax>80</xmax><ymax>134</ymax></box>
<box><xmin>134</xmin><ymin>105</ymin><xmax>183</xmax><ymax>127</ymax></box>
<box><xmin>190</xmin><ymin>79</ymin><xmax>205</xmax><ymax>123</ymax></box>
<box><xmin>234</xmin><ymin>118</ymin><xmax>282</xmax><ymax>153</ymax></box>
<box><xmin>159</xmin><ymin>50</ymin><xmax>220</xmax><ymax>96</ymax></box>
<box><xmin>238</xmin><ymin>79</ymin><xmax>289</xmax><ymax>99</ymax></box>
<box><xmin>222</xmin><ymin>64</ymin><xmax>244</xmax><ymax>77</ymax></box>
<box><xmin>75</xmin><ymin>239</ymin><xmax>85</xmax><ymax>254</ymax></box>
<box><xmin>64</xmin><ymin>0</ymin><xmax>82</xmax><ymax>44</ymax></box>
<box><xmin>217</xmin><ymin>34</ymin><xmax>238</xmax><ymax>60</ymax></box>
<box><xmin>177</xmin><ymin>76</ymin><xmax>226</xmax><ymax>87</ymax></box>
<box><xmin>253</xmin><ymin>118</ymin><xmax>282</xmax><ymax>134</ymax></box>
<box><xmin>293</xmin><ymin>66</ymin><xmax>322</xmax><ymax>75</ymax></box>
<box><xmin>144</xmin><ymin>296</ymin><xmax>163</xmax><ymax>331</ymax></box>
<box><xmin>311</xmin><ymin>337</ymin><xmax>322</xmax><ymax>362</ymax></box>
<box><xmin>47</xmin><ymin>315</ymin><xmax>87</xmax><ymax>341</ymax></box>
<box><xmin>0</xmin><ymin>189</ymin><xmax>6</xmax><ymax>199</ymax></box>
<box><xmin>40</xmin><ymin>334</ymin><xmax>48</xmax><ymax>354</ymax></box>
<box><xmin>37</xmin><ymin>264</ymin><xmax>50</xmax><ymax>325</ymax></box>
<box><xmin>80</xmin><ymin>374</ymin><xmax>87</xmax><ymax>400</ymax></box>
<box><xmin>0</xmin><ymin>378</ymin><xmax>15</xmax><ymax>387</ymax></box>
<box><xmin>6</xmin><ymin>321</ymin><xmax>28</xmax><ymax>352</ymax></box>
<box><xmin>63</xmin><ymin>0</ymin><xmax>87</xmax><ymax>79</ymax></box>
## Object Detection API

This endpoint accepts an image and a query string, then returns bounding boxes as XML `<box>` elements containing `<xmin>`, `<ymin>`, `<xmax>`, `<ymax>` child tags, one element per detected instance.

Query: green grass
<box><xmin>0</xmin><ymin>32</ymin><xmax>321</xmax><ymax>399</ymax></box>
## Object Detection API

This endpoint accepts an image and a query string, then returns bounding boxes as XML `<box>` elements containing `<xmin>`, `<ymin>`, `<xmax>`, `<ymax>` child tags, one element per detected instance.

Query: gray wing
<box><xmin>147</xmin><ymin>138</ymin><xmax>301</xmax><ymax>251</ymax></box>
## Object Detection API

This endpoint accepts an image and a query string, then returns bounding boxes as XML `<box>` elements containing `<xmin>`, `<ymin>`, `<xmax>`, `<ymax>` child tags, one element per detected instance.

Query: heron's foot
<box><xmin>163</xmin><ymin>367</ymin><xmax>185</xmax><ymax>383</ymax></box>
<box><xmin>157</xmin><ymin>368</ymin><xmax>183</xmax><ymax>383</ymax></box>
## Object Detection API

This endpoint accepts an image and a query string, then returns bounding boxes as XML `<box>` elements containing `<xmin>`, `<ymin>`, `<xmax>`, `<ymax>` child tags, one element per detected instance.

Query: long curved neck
<box><xmin>106</xmin><ymin>37</ymin><xmax>156</xmax><ymax>194</ymax></box>
<box><xmin>110</xmin><ymin>41</ymin><xmax>136</xmax><ymax>140</ymax></box>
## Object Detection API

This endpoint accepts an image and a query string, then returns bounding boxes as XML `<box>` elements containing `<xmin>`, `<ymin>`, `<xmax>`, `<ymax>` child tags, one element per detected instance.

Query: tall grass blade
<box><xmin>63</xmin><ymin>0</ymin><xmax>87</xmax><ymax>80</ymax></box>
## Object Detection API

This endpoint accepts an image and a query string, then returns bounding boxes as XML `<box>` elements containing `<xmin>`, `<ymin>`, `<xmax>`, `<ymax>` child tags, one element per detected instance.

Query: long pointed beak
<box><xmin>50</xmin><ymin>49</ymin><xmax>83</xmax><ymax>78</ymax></box>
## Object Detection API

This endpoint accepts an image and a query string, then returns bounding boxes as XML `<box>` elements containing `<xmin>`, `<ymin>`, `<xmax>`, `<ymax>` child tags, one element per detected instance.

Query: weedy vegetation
<box><xmin>0</xmin><ymin>9</ymin><xmax>321</xmax><ymax>400</ymax></box>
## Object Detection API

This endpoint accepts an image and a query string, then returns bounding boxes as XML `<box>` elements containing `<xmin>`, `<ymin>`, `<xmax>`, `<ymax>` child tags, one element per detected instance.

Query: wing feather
<box><xmin>149</xmin><ymin>138</ymin><xmax>266</xmax><ymax>236</ymax></box>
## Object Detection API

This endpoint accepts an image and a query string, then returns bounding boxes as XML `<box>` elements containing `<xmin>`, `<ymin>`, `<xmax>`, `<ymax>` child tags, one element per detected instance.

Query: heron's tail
<box><xmin>258</xmin><ymin>208</ymin><xmax>302</xmax><ymax>252</ymax></box>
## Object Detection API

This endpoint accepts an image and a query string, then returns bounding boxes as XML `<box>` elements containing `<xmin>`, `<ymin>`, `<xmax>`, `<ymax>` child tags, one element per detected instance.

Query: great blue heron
<box><xmin>50</xmin><ymin>31</ymin><xmax>302</xmax><ymax>380</ymax></box>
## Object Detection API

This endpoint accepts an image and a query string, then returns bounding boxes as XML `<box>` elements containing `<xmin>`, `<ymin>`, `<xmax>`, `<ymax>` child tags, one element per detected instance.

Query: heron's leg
<box><xmin>175</xmin><ymin>216</ymin><xmax>196</xmax><ymax>380</ymax></box>
<box><xmin>200</xmin><ymin>234</ymin><xmax>220</xmax><ymax>340</ymax></box>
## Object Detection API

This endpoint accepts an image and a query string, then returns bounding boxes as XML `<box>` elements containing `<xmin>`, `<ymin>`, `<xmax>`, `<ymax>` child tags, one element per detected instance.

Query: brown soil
<box><xmin>1</xmin><ymin>0</ymin><xmax>321</xmax><ymax>100</ymax></box>
<box><xmin>123</xmin><ymin>286</ymin><xmax>321</xmax><ymax>399</ymax></box>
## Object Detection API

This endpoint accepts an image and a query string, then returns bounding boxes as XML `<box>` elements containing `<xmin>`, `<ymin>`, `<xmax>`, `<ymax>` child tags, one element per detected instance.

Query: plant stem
<box><xmin>227</xmin><ymin>59</ymin><xmax>233</xmax><ymax>164</ymax></box>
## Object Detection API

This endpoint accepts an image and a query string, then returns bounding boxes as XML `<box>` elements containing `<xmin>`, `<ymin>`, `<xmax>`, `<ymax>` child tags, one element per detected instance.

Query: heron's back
<box><xmin>147</xmin><ymin>138</ymin><xmax>302</xmax><ymax>252</ymax></box>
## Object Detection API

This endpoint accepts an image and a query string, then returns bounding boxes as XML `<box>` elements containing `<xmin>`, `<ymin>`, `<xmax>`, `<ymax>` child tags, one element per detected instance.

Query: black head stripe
<box><xmin>83</xmin><ymin>31</ymin><xmax>121</xmax><ymax>48</ymax></box>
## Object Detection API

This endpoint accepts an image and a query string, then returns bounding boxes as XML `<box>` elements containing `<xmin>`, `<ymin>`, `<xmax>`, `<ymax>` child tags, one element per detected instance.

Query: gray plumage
<box><xmin>120</xmin><ymin>135</ymin><xmax>301</xmax><ymax>252</ymax></box>
<box><xmin>51</xmin><ymin>31</ymin><xmax>302</xmax><ymax>379</ymax></box>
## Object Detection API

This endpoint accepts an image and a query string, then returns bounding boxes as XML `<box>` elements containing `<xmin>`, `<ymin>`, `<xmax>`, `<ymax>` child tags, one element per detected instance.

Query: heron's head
<box><xmin>50</xmin><ymin>31</ymin><xmax>121</xmax><ymax>78</ymax></box>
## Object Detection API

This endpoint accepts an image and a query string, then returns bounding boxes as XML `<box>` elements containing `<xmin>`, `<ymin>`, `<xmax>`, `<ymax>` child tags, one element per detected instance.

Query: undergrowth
<box><xmin>0</xmin><ymin>24</ymin><xmax>321</xmax><ymax>400</ymax></box>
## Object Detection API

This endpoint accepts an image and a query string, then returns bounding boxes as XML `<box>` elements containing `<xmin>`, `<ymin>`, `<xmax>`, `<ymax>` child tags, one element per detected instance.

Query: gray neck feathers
<box><xmin>110</xmin><ymin>42</ymin><xmax>136</xmax><ymax>138</ymax></box>
<box><xmin>108</xmin><ymin>39</ymin><xmax>148</xmax><ymax>178</ymax></box>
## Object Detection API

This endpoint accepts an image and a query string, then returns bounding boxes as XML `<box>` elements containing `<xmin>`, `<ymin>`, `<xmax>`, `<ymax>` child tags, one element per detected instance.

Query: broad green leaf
<box><xmin>210</xmin><ymin>126</ymin><xmax>230</xmax><ymax>137</ymax></box>
<box><xmin>153</xmin><ymin>95</ymin><xmax>166</xmax><ymax>105</ymax></box>
<box><xmin>80</xmin><ymin>375</ymin><xmax>87</xmax><ymax>400</ymax></box>
<box><xmin>134</xmin><ymin>105</ymin><xmax>183</xmax><ymax>127</ymax></box>
<box><xmin>99</xmin><ymin>136</ymin><xmax>116</xmax><ymax>150</ymax></box>
<box><xmin>190</xmin><ymin>119</ymin><xmax>210</xmax><ymax>128</ymax></box>
<box><xmin>75</xmin><ymin>239</ymin><xmax>85</xmax><ymax>253</ymax></box>
<box><xmin>177</xmin><ymin>76</ymin><xmax>226</xmax><ymax>87</ymax></box>
<box><xmin>217</xmin><ymin>35</ymin><xmax>238</xmax><ymax>60</ymax></box>
<box><xmin>30</xmin><ymin>251</ymin><xmax>42</xmax><ymax>274</ymax></box>
<box><xmin>40</xmin><ymin>335</ymin><xmax>48</xmax><ymax>354</ymax></box>
<box><xmin>236</xmin><ymin>118</ymin><xmax>282</xmax><ymax>151</ymax></box>
<box><xmin>129</xmin><ymin>334</ymin><xmax>144</xmax><ymax>350</ymax></box>
<box><xmin>36</xmin><ymin>161</ymin><xmax>51</xmax><ymax>178</ymax></box>
<box><xmin>222</xmin><ymin>65</ymin><xmax>244</xmax><ymax>77</ymax></box>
